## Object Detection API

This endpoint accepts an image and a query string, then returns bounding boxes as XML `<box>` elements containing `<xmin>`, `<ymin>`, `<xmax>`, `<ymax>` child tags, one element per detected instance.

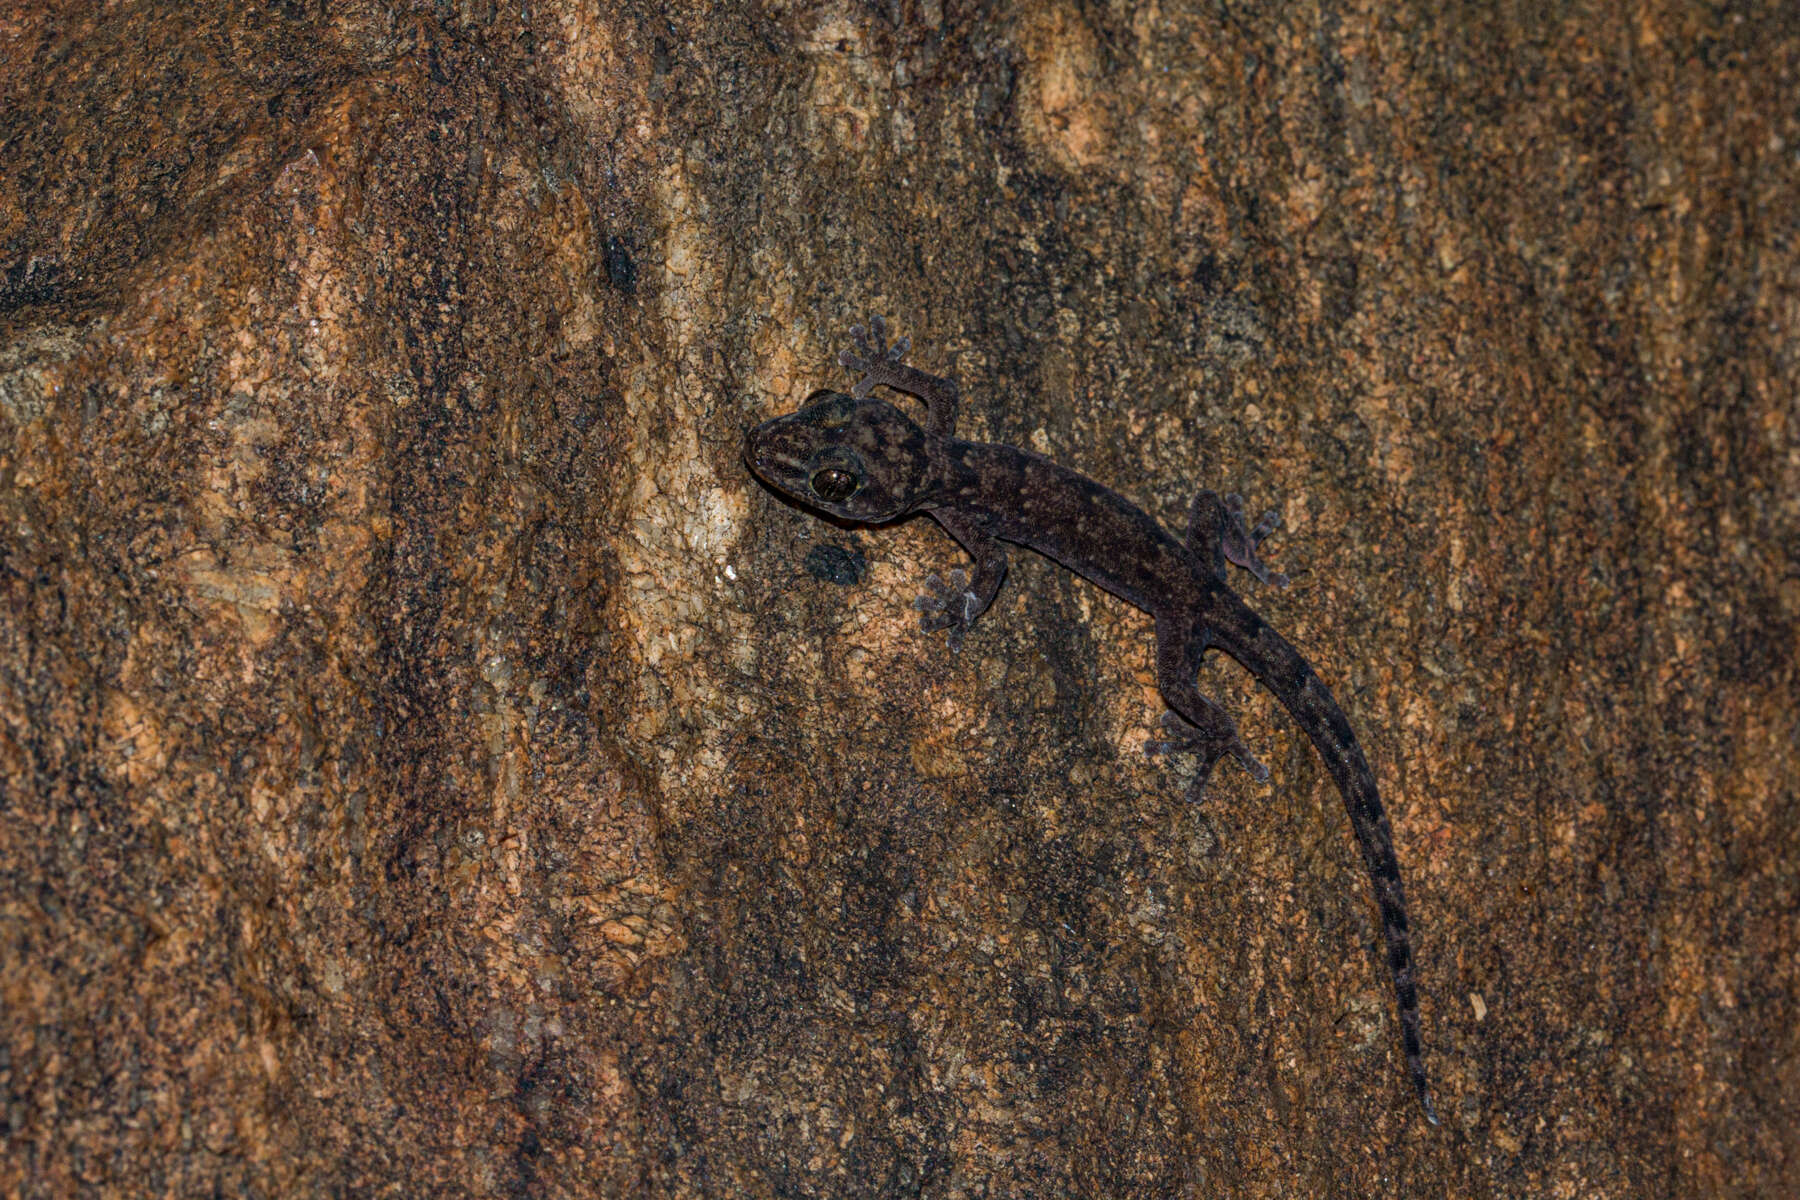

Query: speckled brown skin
<box><xmin>746</xmin><ymin>318</ymin><xmax>1438</xmax><ymax>1125</ymax></box>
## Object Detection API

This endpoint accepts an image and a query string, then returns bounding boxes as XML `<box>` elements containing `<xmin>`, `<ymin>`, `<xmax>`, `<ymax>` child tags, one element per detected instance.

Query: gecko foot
<box><xmin>914</xmin><ymin>568</ymin><xmax>978</xmax><ymax>653</ymax></box>
<box><xmin>1219</xmin><ymin>492</ymin><xmax>1289</xmax><ymax>588</ymax></box>
<box><xmin>1146</xmin><ymin>711</ymin><xmax>1270</xmax><ymax>797</ymax></box>
<box><xmin>838</xmin><ymin>314</ymin><xmax>914</xmax><ymax>399</ymax></box>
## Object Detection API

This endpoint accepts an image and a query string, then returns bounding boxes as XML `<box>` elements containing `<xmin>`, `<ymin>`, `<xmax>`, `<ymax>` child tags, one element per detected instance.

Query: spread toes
<box><xmin>914</xmin><ymin>568</ymin><xmax>977</xmax><ymax>652</ymax></box>
<box><xmin>1146</xmin><ymin>712</ymin><xmax>1269</xmax><ymax>798</ymax></box>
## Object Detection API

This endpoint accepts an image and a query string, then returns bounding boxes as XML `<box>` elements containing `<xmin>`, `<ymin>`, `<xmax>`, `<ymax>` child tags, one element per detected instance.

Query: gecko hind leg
<box><xmin>1144</xmin><ymin>617</ymin><xmax>1270</xmax><ymax>797</ymax></box>
<box><xmin>1188</xmin><ymin>489</ymin><xmax>1289</xmax><ymax>588</ymax></box>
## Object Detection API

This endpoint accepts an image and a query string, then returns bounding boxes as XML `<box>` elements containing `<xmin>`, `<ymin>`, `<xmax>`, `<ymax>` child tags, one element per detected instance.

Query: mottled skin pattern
<box><xmin>746</xmin><ymin>317</ymin><xmax>1438</xmax><ymax>1125</ymax></box>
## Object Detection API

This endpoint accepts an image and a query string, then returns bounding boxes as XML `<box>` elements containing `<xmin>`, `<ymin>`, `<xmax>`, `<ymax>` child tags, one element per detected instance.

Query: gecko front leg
<box><xmin>838</xmin><ymin>314</ymin><xmax>962</xmax><ymax>438</ymax></box>
<box><xmin>916</xmin><ymin>509</ymin><xmax>1008</xmax><ymax>653</ymax></box>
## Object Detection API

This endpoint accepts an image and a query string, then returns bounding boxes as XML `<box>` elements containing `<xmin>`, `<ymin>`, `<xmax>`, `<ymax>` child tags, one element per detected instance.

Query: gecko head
<box><xmin>746</xmin><ymin>390</ymin><xmax>930</xmax><ymax>523</ymax></box>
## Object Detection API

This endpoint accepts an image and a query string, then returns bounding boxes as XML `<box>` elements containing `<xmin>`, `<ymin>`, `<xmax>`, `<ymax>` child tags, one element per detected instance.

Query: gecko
<box><xmin>745</xmin><ymin>316</ymin><xmax>1438</xmax><ymax>1125</ymax></box>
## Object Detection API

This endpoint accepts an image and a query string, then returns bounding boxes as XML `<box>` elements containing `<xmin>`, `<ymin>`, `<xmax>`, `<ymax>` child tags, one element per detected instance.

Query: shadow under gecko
<box><xmin>746</xmin><ymin>316</ymin><xmax>1439</xmax><ymax>1125</ymax></box>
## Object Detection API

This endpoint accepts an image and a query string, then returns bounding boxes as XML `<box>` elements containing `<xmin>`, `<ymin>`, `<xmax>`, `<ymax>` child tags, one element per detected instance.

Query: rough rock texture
<box><xmin>3</xmin><ymin>2</ymin><xmax>1796</xmax><ymax>1197</ymax></box>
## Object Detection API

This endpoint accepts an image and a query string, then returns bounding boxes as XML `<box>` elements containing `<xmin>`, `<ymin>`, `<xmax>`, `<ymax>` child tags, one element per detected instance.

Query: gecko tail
<box><xmin>1203</xmin><ymin>591</ymin><xmax>1439</xmax><ymax>1126</ymax></box>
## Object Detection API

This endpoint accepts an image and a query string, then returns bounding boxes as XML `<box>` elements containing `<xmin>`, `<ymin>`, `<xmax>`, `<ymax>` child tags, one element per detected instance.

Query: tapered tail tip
<box><xmin>1421</xmin><ymin>1089</ymin><xmax>1441</xmax><ymax>1127</ymax></box>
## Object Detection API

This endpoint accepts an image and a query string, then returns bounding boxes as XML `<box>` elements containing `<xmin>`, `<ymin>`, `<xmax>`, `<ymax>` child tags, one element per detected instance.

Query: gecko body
<box><xmin>746</xmin><ymin>317</ymin><xmax>1438</xmax><ymax>1124</ymax></box>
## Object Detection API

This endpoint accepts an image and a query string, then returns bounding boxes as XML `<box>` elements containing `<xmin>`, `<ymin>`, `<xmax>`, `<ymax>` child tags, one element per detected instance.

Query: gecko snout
<box><xmin>743</xmin><ymin>418</ymin><xmax>791</xmax><ymax>485</ymax></box>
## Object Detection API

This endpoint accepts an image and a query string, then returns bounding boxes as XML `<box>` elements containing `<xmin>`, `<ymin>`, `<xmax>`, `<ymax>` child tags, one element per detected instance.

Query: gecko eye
<box><xmin>810</xmin><ymin>467</ymin><xmax>859</xmax><ymax>502</ymax></box>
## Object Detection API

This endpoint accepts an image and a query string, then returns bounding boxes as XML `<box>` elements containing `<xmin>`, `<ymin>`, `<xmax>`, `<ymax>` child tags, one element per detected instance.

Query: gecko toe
<box><xmin>1218</xmin><ymin>493</ymin><xmax>1287</xmax><ymax>588</ymax></box>
<box><xmin>841</xmin><ymin>316</ymin><xmax>916</xmax><ymax>397</ymax></box>
<box><xmin>915</xmin><ymin>569</ymin><xmax>977</xmax><ymax>651</ymax></box>
<box><xmin>1150</xmin><ymin>712</ymin><xmax>1268</xmax><ymax>786</ymax></box>
<box><xmin>1230</xmin><ymin>741</ymin><xmax>1272</xmax><ymax>781</ymax></box>
<box><xmin>914</xmin><ymin>572</ymin><xmax>948</xmax><ymax>610</ymax></box>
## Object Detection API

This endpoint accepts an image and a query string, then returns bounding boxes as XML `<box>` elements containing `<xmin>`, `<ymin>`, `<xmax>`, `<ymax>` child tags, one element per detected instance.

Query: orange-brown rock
<box><xmin>3</xmin><ymin>4</ymin><xmax>1795</xmax><ymax>1196</ymax></box>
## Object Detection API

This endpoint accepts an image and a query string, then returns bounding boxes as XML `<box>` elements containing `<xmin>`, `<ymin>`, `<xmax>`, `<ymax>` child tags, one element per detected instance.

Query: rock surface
<box><xmin>3</xmin><ymin>3</ymin><xmax>1796</xmax><ymax>1196</ymax></box>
